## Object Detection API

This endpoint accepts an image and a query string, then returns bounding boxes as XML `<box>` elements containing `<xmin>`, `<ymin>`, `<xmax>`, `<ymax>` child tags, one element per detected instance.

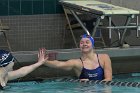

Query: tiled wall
<box><xmin>0</xmin><ymin>0</ymin><xmax>67</xmax><ymax>51</ymax></box>
<box><xmin>0</xmin><ymin>0</ymin><xmax>63</xmax><ymax>16</ymax></box>
<box><xmin>0</xmin><ymin>0</ymin><xmax>83</xmax><ymax>51</ymax></box>
<box><xmin>0</xmin><ymin>14</ymin><xmax>68</xmax><ymax>51</ymax></box>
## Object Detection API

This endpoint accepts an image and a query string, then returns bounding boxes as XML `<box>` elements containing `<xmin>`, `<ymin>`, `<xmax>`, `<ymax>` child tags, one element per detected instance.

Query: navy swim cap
<box><xmin>81</xmin><ymin>34</ymin><xmax>94</xmax><ymax>47</ymax></box>
<box><xmin>0</xmin><ymin>50</ymin><xmax>14</xmax><ymax>67</ymax></box>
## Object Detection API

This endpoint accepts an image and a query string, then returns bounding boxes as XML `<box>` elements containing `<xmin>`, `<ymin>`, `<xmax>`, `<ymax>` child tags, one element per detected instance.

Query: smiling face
<box><xmin>80</xmin><ymin>37</ymin><xmax>93</xmax><ymax>53</ymax></box>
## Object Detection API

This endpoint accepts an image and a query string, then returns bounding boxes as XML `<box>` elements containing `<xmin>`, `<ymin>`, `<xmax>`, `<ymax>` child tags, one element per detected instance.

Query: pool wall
<box><xmin>12</xmin><ymin>47</ymin><xmax>140</xmax><ymax>80</ymax></box>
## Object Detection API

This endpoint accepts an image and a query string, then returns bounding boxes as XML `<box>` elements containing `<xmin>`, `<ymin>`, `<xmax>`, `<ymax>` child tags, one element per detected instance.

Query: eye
<box><xmin>80</xmin><ymin>42</ymin><xmax>83</xmax><ymax>44</ymax></box>
<box><xmin>86</xmin><ymin>40</ymin><xmax>91</xmax><ymax>44</ymax></box>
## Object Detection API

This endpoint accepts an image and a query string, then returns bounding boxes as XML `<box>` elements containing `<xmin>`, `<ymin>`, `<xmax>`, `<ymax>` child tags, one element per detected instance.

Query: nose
<box><xmin>82</xmin><ymin>42</ymin><xmax>88</xmax><ymax>46</ymax></box>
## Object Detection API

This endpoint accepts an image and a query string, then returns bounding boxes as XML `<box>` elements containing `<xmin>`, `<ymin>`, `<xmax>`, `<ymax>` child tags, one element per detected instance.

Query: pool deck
<box><xmin>12</xmin><ymin>46</ymin><xmax>140</xmax><ymax>61</ymax></box>
<box><xmin>11</xmin><ymin>46</ymin><xmax>140</xmax><ymax>80</ymax></box>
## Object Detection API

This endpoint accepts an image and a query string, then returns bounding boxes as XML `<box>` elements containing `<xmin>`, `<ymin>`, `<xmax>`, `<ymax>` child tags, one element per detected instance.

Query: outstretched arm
<box><xmin>44</xmin><ymin>60</ymin><xmax>75</xmax><ymax>71</ymax></box>
<box><xmin>41</xmin><ymin>48</ymin><xmax>75</xmax><ymax>71</ymax></box>
<box><xmin>7</xmin><ymin>48</ymin><xmax>48</xmax><ymax>81</ymax></box>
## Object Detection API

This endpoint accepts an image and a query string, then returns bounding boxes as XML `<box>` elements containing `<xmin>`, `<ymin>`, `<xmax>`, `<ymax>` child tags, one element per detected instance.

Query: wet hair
<box><xmin>81</xmin><ymin>34</ymin><xmax>94</xmax><ymax>47</ymax></box>
<box><xmin>0</xmin><ymin>50</ymin><xmax>14</xmax><ymax>67</ymax></box>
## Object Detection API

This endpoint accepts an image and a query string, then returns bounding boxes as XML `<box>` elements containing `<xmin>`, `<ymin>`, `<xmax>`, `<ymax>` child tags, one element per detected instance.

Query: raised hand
<box><xmin>38</xmin><ymin>48</ymin><xmax>48</xmax><ymax>64</ymax></box>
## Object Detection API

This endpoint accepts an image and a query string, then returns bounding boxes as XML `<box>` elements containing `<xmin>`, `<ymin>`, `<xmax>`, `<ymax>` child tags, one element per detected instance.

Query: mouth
<box><xmin>82</xmin><ymin>46</ymin><xmax>89</xmax><ymax>49</ymax></box>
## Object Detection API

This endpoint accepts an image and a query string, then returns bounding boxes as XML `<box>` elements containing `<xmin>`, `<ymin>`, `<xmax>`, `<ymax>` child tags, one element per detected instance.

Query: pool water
<box><xmin>3</xmin><ymin>80</ymin><xmax>140</xmax><ymax>93</ymax></box>
<box><xmin>113</xmin><ymin>73</ymin><xmax>140</xmax><ymax>82</ymax></box>
<box><xmin>2</xmin><ymin>74</ymin><xmax>140</xmax><ymax>93</ymax></box>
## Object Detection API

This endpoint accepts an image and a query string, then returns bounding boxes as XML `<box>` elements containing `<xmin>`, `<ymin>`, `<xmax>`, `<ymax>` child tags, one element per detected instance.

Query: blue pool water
<box><xmin>1</xmin><ymin>73</ymin><xmax>140</xmax><ymax>93</ymax></box>
<box><xmin>113</xmin><ymin>73</ymin><xmax>140</xmax><ymax>82</ymax></box>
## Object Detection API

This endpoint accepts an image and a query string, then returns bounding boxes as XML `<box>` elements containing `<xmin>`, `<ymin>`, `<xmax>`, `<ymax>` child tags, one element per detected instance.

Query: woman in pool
<box><xmin>39</xmin><ymin>34</ymin><xmax>112</xmax><ymax>81</ymax></box>
<box><xmin>0</xmin><ymin>49</ymin><xmax>47</xmax><ymax>87</ymax></box>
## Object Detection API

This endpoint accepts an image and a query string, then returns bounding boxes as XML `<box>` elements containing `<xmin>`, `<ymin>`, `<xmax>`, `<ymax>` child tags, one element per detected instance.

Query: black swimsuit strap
<box><xmin>80</xmin><ymin>57</ymin><xmax>84</xmax><ymax>66</ymax></box>
<box><xmin>97</xmin><ymin>54</ymin><xmax>101</xmax><ymax>66</ymax></box>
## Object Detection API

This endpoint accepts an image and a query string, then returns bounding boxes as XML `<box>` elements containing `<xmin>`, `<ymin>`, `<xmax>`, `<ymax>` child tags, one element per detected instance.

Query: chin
<box><xmin>81</xmin><ymin>48</ymin><xmax>93</xmax><ymax>53</ymax></box>
<box><xmin>82</xmin><ymin>49</ymin><xmax>90</xmax><ymax>53</ymax></box>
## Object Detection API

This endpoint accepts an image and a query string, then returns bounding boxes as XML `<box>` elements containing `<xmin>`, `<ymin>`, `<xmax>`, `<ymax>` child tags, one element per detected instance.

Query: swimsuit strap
<box><xmin>80</xmin><ymin>57</ymin><xmax>84</xmax><ymax>66</ymax></box>
<box><xmin>96</xmin><ymin>54</ymin><xmax>101</xmax><ymax>66</ymax></box>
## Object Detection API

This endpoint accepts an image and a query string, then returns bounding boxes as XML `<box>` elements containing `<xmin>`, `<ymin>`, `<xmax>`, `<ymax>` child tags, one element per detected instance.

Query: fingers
<box><xmin>80</xmin><ymin>79</ymin><xmax>89</xmax><ymax>82</ymax></box>
<box><xmin>0</xmin><ymin>69</ymin><xmax>7</xmax><ymax>87</ymax></box>
<box><xmin>38</xmin><ymin>48</ymin><xmax>47</xmax><ymax>58</ymax></box>
<box><xmin>0</xmin><ymin>77</ymin><xmax>6</xmax><ymax>87</ymax></box>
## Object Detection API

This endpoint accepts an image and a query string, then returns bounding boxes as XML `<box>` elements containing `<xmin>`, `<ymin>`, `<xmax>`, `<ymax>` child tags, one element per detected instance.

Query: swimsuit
<box><xmin>79</xmin><ymin>54</ymin><xmax>104</xmax><ymax>80</ymax></box>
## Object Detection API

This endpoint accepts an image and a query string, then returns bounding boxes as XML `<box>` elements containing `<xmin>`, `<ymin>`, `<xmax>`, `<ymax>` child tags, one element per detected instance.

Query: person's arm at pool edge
<box><xmin>102</xmin><ymin>54</ymin><xmax>112</xmax><ymax>81</ymax></box>
<box><xmin>44</xmin><ymin>59</ymin><xmax>75</xmax><ymax>71</ymax></box>
<box><xmin>42</xmin><ymin>49</ymin><xmax>75</xmax><ymax>71</ymax></box>
<box><xmin>7</xmin><ymin>48</ymin><xmax>48</xmax><ymax>81</ymax></box>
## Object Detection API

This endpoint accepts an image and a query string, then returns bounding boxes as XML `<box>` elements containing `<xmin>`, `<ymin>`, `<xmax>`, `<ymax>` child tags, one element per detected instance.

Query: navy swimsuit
<box><xmin>79</xmin><ymin>54</ymin><xmax>104</xmax><ymax>80</ymax></box>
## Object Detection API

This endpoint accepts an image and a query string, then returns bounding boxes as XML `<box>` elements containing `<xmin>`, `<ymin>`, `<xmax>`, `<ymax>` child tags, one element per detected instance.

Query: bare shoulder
<box><xmin>98</xmin><ymin>53</ymin><xmax>110</xmax><ymax>59</ymax></box>
<box><xmin>98</xmin><ymin>53</ymin><xmax>111</xmax><ymax>66</ymax></box>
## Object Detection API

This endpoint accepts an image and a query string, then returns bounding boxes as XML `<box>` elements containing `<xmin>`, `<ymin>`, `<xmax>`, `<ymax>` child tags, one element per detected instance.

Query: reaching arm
<box><xmin>8</xmin><ymin>48</ymin><xmax>48</xmax><ymax>81</ymax></box>
<box><xmin>37</xmin><ymin>48</ymin><xmax>75</xmax><ymax>71</ymax></box>
<box><xmin>7</xmin><ymin>62</ymin><xmax>43</xmax><ymax>80</ymax></box>
<box><xmin>44</xmin><ymin>59</ymin><xmax>75</xmax><ymax>71</ymax></box>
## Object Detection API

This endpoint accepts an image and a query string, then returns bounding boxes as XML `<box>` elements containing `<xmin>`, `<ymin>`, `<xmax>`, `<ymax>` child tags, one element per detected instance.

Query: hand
<box><xmin>0</xmin><ymin>68</ymin><xmax>8</xmax><ymax>87</ymax></box>
<box><xmin>80</xmin><ymin>79</ymin><xmax>89</xmax><ymax>82</ymax></box>
<box><xmin>37</xmin><ymin>48</ymin><xmax>48</xmax><ymax>65</ymax></box>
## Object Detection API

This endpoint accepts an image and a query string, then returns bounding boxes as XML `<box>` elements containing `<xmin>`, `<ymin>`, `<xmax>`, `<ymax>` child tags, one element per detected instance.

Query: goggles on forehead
<box><xmin>81</xmin><ymin>34</ymin><xmax>94</xmax><ymax>47</ymax></box>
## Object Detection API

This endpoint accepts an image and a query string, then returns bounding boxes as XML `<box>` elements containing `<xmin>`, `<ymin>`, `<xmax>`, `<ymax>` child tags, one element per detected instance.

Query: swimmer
<box><xmin>39</xmin><ymin>34</ymin><xmax>112</xmax><ymax>81</ymax></box>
